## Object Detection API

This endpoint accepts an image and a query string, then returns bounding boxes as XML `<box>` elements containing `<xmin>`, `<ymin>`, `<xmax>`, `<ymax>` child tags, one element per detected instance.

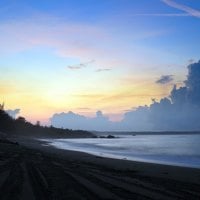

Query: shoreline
<box><xmin>16</xmin><ymin>136</ymin><xmax>200</xmax><ymax>184</ymax></box>
<box><xmin>1</xmin><ymin>135</ymin><xmax>200</xmax><ymax>199</ymax></box>
<box><xmin>45</xmin><ymin>140</ymin><xmax>200</xmax><ymax>170</ymax></box>
<box><xmin>40</xmin><ymin>136</ymin><xmax>200</xmax><ymax>170</ymax></box>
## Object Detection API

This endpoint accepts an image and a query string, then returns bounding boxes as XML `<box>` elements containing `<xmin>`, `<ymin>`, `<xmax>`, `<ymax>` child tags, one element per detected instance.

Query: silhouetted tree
<box><xmin>0</xmin><ymin>109</ymin><xmax>15</xmax><ymax>131</ymax></box>
<box><xmin>16</xmin><ymin>116</ymin><xmax>26</xmax><ymax>123</ymax></box>
<box><xmin>36</xmin><ymin>121</ymin><xmax>40</xmax><ymax>126</ymax></box>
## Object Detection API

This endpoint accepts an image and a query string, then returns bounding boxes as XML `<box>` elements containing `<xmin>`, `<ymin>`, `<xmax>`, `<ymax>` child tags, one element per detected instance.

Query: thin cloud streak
<box><xmin>131</xmin><ymin>13</ymin><xmax>189</xmax><ymax>17</ymax></box>
<box><xmin>76</xmin><ymin>107</ymin><xmax>91</xmax><ymax>110</ymax></box>
<box><xmin>67</xmin><ymin>60</ymin><xmax>95</xmax><ymax>70</ymax></box>
<box><xmin>162</xmin><ymin>0</ymin><xmax>200</xmax><ymax>18</ymax></box>
<box><xmin>68</xmin><ymin>66</ymin><xmax>82</xmax><ymax>70</ymax></box>
<box><xmin>95</xmin><ymin>68</ymin><xmax>111</xmax><ymax>72</ymax></box>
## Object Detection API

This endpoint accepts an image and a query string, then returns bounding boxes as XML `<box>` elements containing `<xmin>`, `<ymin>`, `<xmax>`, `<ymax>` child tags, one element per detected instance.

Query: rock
<box><xmin>107</xmin><ymin>135</ymin><xmax>115</xmax><ymax>139</ymax></box>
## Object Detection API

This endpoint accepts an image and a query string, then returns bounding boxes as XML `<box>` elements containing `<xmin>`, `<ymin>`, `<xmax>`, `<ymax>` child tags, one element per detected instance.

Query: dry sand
<box><xmin>0</xmin><ymin>134</ymin><xmax>200</xmax><ymax>200</ymax></box>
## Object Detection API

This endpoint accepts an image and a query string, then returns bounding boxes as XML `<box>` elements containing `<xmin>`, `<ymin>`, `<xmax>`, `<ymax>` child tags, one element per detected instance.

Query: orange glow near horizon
<box><xmin>0</xmin><ymin>2</ymin><xmax>190</xmax><ymax>125</ymax></box>
<box><xmin>1</xmin><ymin>76</ymin><xmax>176</xmax><ymax>125</ymax></box>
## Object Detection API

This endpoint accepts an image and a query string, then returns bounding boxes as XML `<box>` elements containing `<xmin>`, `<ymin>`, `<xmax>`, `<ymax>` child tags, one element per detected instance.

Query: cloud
<box><xmin>67</xmin><ymin>60</ymin><xmax>95</xmax><ymax>70</ymax></box>
<box><xmin>67</xmin><ymin>66</ymin><xmax>82</xmax><ymax>70</ymax></box>
<box><xmin>50</xmin><ymin>110</ymin><xmax>111</xmax><ymax>131</ymax></box>
<box><xmin>185</xmin><ymin>60</ymin><xmax>200</xmax><ymax>105</ymax></box>
<box><xmin>188</xmin><ymin>59</ymin><xmax>195</xmax><ymax>64</ymax></box>
<box><xmin>131</xmin><ymin>13</ymin><xmax>189</xmax><ymax>17</ymax></box>
<box><xmin>5</xmin><ymin>109</ymin><xmax>20</xmax><ymax>119</ymax></box>
<box><xmin>121</xmin><ymin>60</ymin><xmax>200</xmax><ymax>131</ymax></box>
<box><xmin>0</xmin><ymin>14</ymin><xmax>171</xmax><ymax>73</ymax></box>
<box><xmin>95</xmin><ymin>68</ymin><xmax>111</xmax><ymax>72</ymax></box>
<box><xmin>73</xmin><ymin>94</ymin><xmax>105</xmax><ymax>99</ymax></box>
<box><xmin>50</xmin><ymin>60</ymin><xmax>200</xmax><ymax>131</ymax></box>
<box><xmin>0</xmin><ymin>16</ymin><xmax>107</xmax><ymax>59</ymax></box>
<box><xmin>76</xmin><ymin>107</ymin><xmax>91</xmax><ymax>110</ymax></box>
<box><xmin>156</xmin><ymin>75</ymin><xmax>174</xmax><ymax>84</ymax></box>
<box><xmin>162</xmin><ymin>0</ymin><xmax>200</xmax><ymax>18</ymax></box>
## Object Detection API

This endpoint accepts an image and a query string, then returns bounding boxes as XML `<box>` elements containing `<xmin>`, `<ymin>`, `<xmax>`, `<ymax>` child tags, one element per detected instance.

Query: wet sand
<box><xmin>0</xmin><ymin>134</ymin><xmax>200</xmax><ymax>200</ymax></box>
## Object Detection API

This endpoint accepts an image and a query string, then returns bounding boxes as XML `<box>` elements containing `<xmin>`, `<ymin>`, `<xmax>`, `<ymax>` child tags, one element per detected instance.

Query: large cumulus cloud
<box><xmin>50</xmin><ymin>111</ymin><xmax>112</xmax><ymax>131</ymax></box>
<box><xmin>122</xmin><ymin>60</ymin><xmax>200</xmax><ymax>131</ymax></box>
<box><xmin>50</xmin><ymin>60</ymin><xmax>200</xmax><ymax>131</ymax></box>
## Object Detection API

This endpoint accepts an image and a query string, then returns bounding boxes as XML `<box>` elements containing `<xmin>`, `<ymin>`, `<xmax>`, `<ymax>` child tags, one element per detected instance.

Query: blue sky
<box><xmin>0</xmin><ymin>0</ymin><xmax>200</xmax><ymax>123</ymax></box>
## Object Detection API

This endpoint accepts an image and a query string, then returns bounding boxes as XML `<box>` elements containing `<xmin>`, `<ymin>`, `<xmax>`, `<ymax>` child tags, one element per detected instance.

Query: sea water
<box><xmin>43</xmin><ymin>134</ymin><xmax>200</xmax><ymax>168</ymax></box>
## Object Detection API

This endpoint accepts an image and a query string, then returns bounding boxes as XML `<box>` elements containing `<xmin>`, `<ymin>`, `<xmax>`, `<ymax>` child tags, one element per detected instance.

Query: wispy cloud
<box><xmin>73</xmin><ymin>94</ymin><xmax>105</xmax><ymax>99</ymax></box>
<box><xmin>68</xmin><ymin>65</ymin><xmax>83</xmax><ymax>70</ymax></box>
<box><xmin>67</xmin><ymin>60</ymin><xmax>95</xmax><ymax>70</ymax></box>
<box><xmin>0</xmin><ymin>15</ymin><xmax>170</xmax><ymax>69</ymax></box>
<box><xmin>161</xmin><ymin>0</ymin><xmax>200</xmax><ymax>18</ymax></box>
<box><xmin>76</xmin><ymin>107</ymin><xmax>91</xmax><ymax>110</ymax></box>
<box><xmin>95</xmin><ymin>68</ymin><xmax>111</xmax><ymax>72</ymax></box>
<box><xmin>131</xmin><ymin>13</ymin><xmax>189</xmax><ymax>17</ymax></box>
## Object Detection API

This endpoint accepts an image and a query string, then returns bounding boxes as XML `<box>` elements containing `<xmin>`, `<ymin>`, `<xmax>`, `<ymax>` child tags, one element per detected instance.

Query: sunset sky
<box><xmin>0</xmin><ymin>0</ymin><xmax>200</xmax><ymax>124</ymax></box>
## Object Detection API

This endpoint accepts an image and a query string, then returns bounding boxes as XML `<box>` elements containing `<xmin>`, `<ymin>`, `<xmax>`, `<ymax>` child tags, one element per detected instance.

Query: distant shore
<box><xmin>93</xmin><ymin>131</ymin><xmax>200</xmax><ymax>136</ymax></box>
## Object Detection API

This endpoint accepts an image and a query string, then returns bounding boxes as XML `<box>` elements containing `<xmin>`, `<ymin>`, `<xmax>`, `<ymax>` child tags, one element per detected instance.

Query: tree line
<box><xmin>0</xmin><ymin>109</ymin><xmax>94</xmax><ymax>138</ymax></box>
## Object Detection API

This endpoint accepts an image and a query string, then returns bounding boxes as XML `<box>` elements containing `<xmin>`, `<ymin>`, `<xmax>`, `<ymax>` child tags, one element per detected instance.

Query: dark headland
<box><xmin>0</xmin><ymin>110</ymin><xmax>200</xmax><ymax>199</ymax></box>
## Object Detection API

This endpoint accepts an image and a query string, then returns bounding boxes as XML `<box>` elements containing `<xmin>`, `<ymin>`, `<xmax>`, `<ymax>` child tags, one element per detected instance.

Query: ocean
<box><xmin>43</xmin><ymin>134</ymin><xmax>200</xmax><ymax>168</ymax></box>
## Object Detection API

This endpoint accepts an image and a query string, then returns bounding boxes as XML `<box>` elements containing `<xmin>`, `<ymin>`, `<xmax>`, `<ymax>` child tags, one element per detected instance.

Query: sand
<box><xmin>0</xmin><ymin>134</ymin><xmax>200</xmax><ymax>200</ymax></box>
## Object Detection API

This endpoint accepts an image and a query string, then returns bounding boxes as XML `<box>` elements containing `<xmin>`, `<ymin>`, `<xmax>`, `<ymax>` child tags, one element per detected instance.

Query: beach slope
<box><xmin>0</xmin><ymin>136</ymin><xmax>200</xmax><ymax>200</ymax></box>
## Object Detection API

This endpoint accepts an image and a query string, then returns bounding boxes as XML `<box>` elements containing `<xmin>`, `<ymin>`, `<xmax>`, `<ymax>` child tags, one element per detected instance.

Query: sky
<box><xmin>0</xmin><ymin>0</ymin><xmax>200</xmax><ymax>127</ymax></box>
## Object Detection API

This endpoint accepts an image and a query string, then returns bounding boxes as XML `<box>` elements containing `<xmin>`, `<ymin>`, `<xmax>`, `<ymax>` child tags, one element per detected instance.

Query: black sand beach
<box><xmin>0</xmin><ymin>134</ymin><xmax>200</xmax><ymax>200</ymax></box>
